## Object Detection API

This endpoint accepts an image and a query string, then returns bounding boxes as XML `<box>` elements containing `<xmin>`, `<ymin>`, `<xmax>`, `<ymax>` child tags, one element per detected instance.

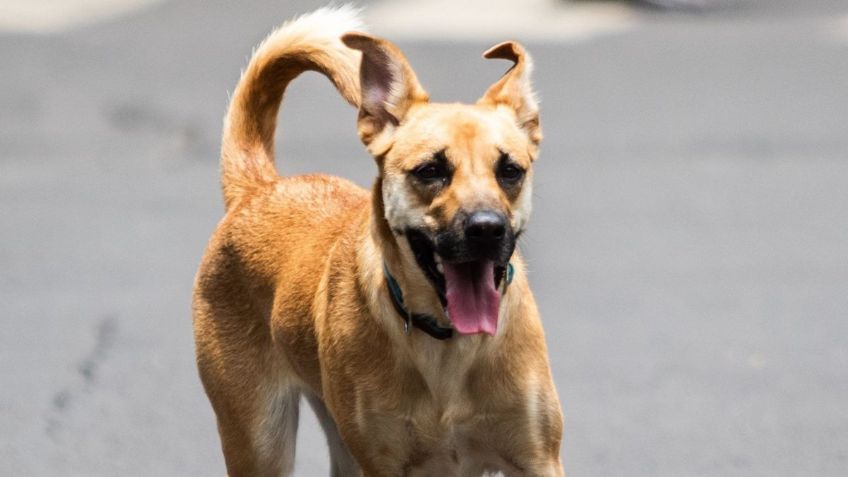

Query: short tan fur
<box><xmin>193</xmin><ymin>7</ymin><xmax>564</xmax><ymax>476</ymax></box>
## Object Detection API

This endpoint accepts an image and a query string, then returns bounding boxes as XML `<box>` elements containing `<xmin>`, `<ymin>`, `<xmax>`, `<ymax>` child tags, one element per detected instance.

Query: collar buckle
<box><xmin>403</xmin><ymin>312</ymin><xmax>412</xmax><ymax>335</ymax></box>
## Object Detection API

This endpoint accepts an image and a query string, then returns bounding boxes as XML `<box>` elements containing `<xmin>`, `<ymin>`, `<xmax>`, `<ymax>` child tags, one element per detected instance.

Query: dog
<box><xmin>193</xmin><ymin>6</ymin><xmax>564</xmax><ymax>476</ymax></box>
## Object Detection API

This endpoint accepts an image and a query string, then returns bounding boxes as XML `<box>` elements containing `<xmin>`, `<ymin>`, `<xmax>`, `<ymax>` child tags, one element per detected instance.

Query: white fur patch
<box><xmin>255</xmin><ymin>382</ymin><xmax>300</xmax><ymax>473</ymax></box>
<box><xmin>281</xmin><ymin>5</ymin><xmax>364</xmax><ymax>39</ymax></box>
<box><xmin>382</xmin><ymin>174</ymin><xmax>429</xmax><ymax>230</ymax></box>
<box><xmin>253</xmin><ymin>5</ymin><xmax>364</xmax><ymax>60</ymax></box>
<box><xmin>524</xmin><ymin>373</ymin><xmax>541</xmax><ymax>444</ymax></box>
<box><xmin>512</xmin><ymin>174</ymin><xmax>533</xmax><ymax>233</ymax></box>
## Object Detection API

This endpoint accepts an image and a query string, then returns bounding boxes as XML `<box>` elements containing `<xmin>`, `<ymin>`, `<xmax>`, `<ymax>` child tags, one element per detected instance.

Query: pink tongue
<box><xmin>443</xmin><ymin>260</ymin><xmax>501</xmax><ymax>336</ymax></box>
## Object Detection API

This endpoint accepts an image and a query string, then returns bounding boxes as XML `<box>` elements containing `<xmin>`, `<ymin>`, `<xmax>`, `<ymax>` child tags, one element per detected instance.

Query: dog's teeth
<box><xmin>436</xmin><ymin>262</ymin><xmax>444</xmax><ymax>274</ymax></box>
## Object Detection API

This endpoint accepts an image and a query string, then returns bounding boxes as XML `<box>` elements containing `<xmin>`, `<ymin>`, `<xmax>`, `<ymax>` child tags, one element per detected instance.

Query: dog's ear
<box><xmin>478</xmin><ymin>41</ymin><xmax>541</xmax><ymax>147</ymax></box>
<box><xmin>342</xmin><ymin>32</ymin><xmax>429</xmax><ymax>154</ymax></box>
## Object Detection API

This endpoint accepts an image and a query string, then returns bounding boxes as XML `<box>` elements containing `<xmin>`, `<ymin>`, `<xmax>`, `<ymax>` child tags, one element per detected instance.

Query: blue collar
<box><xmin>383</xmin><ymin>262</ymin><xmax>514</xmax><ymax>340</ymax></box>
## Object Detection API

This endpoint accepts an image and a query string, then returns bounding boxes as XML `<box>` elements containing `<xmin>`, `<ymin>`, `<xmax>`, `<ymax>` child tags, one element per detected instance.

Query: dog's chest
<box><xmin>393</xmin><ymin>404</ymin><xmax>500</xmax><ymax>475</ymax></box>
<box><xmin>384</xmin><ymin>351</ymin><xmax>506</xmax><ymax>473</ymax></box>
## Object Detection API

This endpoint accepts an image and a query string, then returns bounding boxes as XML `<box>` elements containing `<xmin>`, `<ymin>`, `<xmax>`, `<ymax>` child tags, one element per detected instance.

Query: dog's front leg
<box><xmin>321</xmin><ymin>379</ymin><xmax>415</xmax><ymax>476</ymax></box>
<box><xmin>326</xmin><ymin>413</ymin><xmax>414</xmax><ymax>477</ymax></box>
<box><xmin>503</xmin><ymin>459</ymin><xmax>564</xmax><ymax>477</ymax></box>
<box><xmin>510</xmin><ymin>415</ymin><xmax>565</xmax><ymax>476</ymax></box>
<box><xmin>484</xmin><ymin>379</ymin><xmax>565</xmax><ymax>477</ymax></box>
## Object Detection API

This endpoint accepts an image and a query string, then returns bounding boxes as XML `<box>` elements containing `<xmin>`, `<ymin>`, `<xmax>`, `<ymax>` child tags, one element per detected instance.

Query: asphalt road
<box><xmin>1</xmin><ymin>0</ymin><xmax>847</xmax><ymax>475</ymax></box>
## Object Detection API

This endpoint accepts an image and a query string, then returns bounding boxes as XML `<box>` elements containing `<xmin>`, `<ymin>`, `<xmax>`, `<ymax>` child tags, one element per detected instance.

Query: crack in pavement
<box><xmin>104</xmin><ymin>101</ymin><xmax>212</xmax><ymax>162</ymax></box>
<box><xmin>44</xmin><ymin>315</ymin><xmax>118</xmax><ymax>439</ymax></box>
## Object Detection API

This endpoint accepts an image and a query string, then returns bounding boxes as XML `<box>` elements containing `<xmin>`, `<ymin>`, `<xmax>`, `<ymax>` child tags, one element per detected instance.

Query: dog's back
<box><xmin>192</xmin><ymin>8</ymin><xmax>370</xmax><ymax>475</ymax></box>
<box><xmin>194</xmin><ymin>3</ymin><xmax>368</xmax><ymax>337</ymax></box>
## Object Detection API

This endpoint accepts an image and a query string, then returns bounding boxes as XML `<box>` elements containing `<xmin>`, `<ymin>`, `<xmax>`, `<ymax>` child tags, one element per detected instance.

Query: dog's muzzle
<box><xmin>461</xmin><ymin>210</ymin><xmax>511</xmax><ymax>261</ymax></box>
<box><xmin>435</xmin><ymin>209</ymin><xmax>515</xmax><ymax>267</ymax></box>
<box><xmin>405</xmin><ymin>209</ymin><xmax>515</xmax><ymax>336</ymax></box>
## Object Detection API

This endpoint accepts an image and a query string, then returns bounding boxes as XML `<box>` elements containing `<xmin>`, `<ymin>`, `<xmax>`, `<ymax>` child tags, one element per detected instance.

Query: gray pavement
<box><xmin>1</xmin><ymin>0</ymin><xmax>847</xmax><ymax>475</ymax></box>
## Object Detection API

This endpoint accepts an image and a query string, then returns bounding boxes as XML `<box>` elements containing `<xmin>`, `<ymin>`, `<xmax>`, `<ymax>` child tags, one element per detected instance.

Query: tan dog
<box><xmin>193</xmin><ymin>7</ymin><xmax>563</xmax><ymax>476</ymax></box>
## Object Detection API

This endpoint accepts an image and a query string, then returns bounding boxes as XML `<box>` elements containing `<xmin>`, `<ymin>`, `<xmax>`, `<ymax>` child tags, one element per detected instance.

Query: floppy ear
<box><xmin>342</xmin><ymin>32</ymin><xmax>429</xmax><ymax>153</ymax></box>
<box><xmin>478</xmin><ymin>41</ymin><xmax>541</xmax><ymax>146</ymax></box>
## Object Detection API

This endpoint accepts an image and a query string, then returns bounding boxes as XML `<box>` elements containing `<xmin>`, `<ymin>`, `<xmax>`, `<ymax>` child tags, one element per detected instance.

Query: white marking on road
<box><xmin>367</xmin><ymin>0</ymin><xmax>639</xmax><ymax>43</ymax></box>
<box><xmin>747</xmin><ymin>352</ymin><xmax>767</xmax><ymax>369</ymax></box>
<box><xmin>0</xmin><ymin>0</ymin><xmax>163</xmax><ymax>34</ymax></box>
<box><xmin>818</xmin><ymin>13</ymin><xmax>848</xmax><ymax>44</ymax></box>
<box><xmin>832</xmin><ymin>14</ymin><xmax>848</xmax><ymax>43</ymax></box>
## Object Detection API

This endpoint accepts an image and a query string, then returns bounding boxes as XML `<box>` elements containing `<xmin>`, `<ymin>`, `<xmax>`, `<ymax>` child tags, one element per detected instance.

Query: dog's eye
<box><xmin>497</xmin><ymin>161</ymin><xmax>525</xmax><ymax>185</ymax></box>
<box><xmin>412</xmin><ymin>163</ymin><xmax>448</xmax><ymax>182</ymax></box>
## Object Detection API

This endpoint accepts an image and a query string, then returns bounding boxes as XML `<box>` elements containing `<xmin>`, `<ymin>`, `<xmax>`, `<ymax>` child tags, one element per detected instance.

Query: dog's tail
<box><xmin>220</xmin><ymin>6</ymin><xmax>362</xmax><ymax>209</ymax></box>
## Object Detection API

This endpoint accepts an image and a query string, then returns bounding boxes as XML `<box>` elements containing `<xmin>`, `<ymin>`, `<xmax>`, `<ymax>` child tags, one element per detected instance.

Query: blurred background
<box><xmin>1</xmin><ymin>0</ymin><xmax>847</xmax><ymax>475</ymax></box>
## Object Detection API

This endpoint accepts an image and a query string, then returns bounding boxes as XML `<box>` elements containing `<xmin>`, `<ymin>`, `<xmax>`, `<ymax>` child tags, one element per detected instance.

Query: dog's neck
<box><xmin>369</xmin><ymin>178</ymin><xmax>450</xmax><ymax>329</ymax></box>
<box><xmin>360</xmin><ymin>181</ymin><xmax>513</xmax><ymax>398</ymax></box>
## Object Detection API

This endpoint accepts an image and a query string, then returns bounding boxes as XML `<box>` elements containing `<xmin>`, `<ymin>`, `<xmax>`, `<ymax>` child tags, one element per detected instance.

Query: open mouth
<box><xmin>407</xmin><ymin>230</ymin><xmax>509</xmax><ymax>336</ymax></box>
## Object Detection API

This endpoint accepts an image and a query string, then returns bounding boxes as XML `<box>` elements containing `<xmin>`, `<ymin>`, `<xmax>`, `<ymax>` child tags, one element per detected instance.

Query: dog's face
<box><xmin>382</xmin><ymin>104</ymin><xmax>534</xmax><ymax>306</ymax></box>
<box><xmin>344</xmin><ymin>35</ymin><xmax>541</xmax><ymax>336</ymax></box>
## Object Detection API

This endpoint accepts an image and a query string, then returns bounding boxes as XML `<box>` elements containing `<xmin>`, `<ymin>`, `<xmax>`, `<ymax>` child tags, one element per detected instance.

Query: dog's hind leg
<box><xmin>196</xmin><ymin>339</ymin><xmax>302</xmax><ymax>477</ymax></box>
<box><xmin>197</xmin><ymin>343</ymin><xmax>301</xmax><ymax>477</ymax></box>
<box><xmin>305</xmin><ymin>393</ymin><xmax>361</xmax><ymax>476</ymax></box>
<box><xmin>194</xmin><ymin>271</ymin><xmax>302</xmax><ymax>476</ymax></box>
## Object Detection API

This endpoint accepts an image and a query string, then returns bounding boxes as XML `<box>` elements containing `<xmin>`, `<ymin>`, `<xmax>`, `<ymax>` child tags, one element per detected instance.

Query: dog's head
<box><xmin>343</xmin><ymin>34</ymin><xmax>541</xmax><ymax>336</ymax></box>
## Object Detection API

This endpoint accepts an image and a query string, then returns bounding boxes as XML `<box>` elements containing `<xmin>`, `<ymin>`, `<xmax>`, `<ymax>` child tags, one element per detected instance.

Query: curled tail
<box><xmin>221</xmin><ymin>6</ymin><xmax>363</xmax><ymax>209</ymax></box>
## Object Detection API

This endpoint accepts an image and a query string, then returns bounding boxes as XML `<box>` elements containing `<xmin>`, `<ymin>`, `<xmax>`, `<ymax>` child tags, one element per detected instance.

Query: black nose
<box><xmin>464</xmin><ymin>210</ymin><xmax>507</xmax><ymax>243</ymax></box>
